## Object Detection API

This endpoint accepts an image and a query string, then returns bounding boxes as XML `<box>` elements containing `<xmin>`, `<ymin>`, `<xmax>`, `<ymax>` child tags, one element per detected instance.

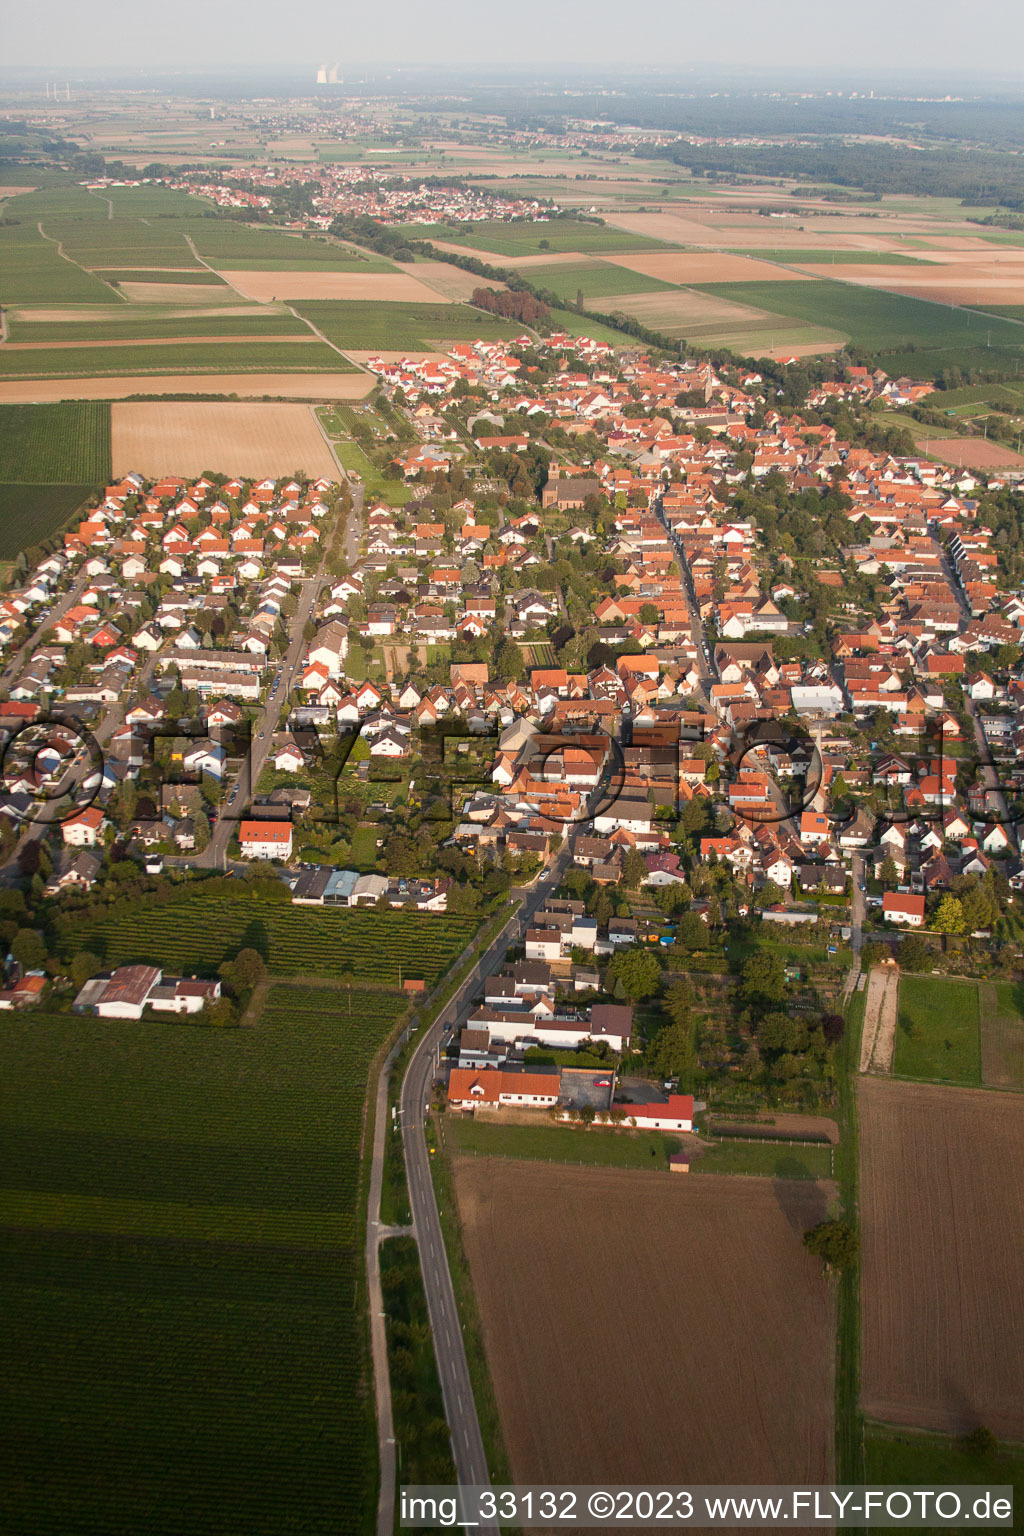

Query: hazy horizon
<box><xmin>2</xmin><ymin>0</ymin><xmax>1023</xmax><ymax>79</ymax></box>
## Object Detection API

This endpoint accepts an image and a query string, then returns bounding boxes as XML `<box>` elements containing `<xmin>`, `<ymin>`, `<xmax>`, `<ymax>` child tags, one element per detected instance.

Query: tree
<box><xmin>897</xmin><ymin>933</ymin><xmax>930</xmax><ymax>972</ymax></box>
<box><xmin>803</xmin><ymin>1219</ymin><xmax>859</xmax><ymax>1272</ymax></box>
<box><xmin>663</xmin><ymin>977</ymin><xmax>694</xmax><ymax>1028</ymax></box>
<box><xmin>638</xmin><ymin>602</ymin><xmax>660</xmax><ymax>626</ymax></box>
<box><xmin>879</xmin><ymin>854</ymin><xmax>898</xmax><ymax>887</ymax></box>
<box><xmin>739</xmin><ymin>950</ymin><xmax>787</xmax><ymax>1012</ymax></box>
<box><xmin>758</xmin><ymin>1011</ymin><xmax>803</xmax><ymax>1054</ymax></box>
<box><xmin>605</xmin><ymin>947</ymin><xmax>660</xmax><ymax>1001</ymax></box>
<box><xmin>494</xmin><ymin>639</ymin><xmax>524</xmax><ymax>681</ymax></box>
<box><xmin>933</xmin><ymin>894</ymin><xmax>966</xmax><ymax>934</ymax></box>
<box><xmin>753</xmin><ymin>879</ymin><xmax>785</xmax><ymax>909</ymax></box>
<box><xmin>676</xmin><ymin>911</ymin><xmax>707</xmax><ymax>951</ymax></box>
<box><xmin>10</xmin><ymin>928</ymin><xmax>45</xmax><ymax>971</ymax></box>
<box><xmin>646</xmin><ymin>1017</ymin><xmax>697</xmax><ymax>1084</ymax></box>
<box><xmin>70</xmin><ymin>951</ymin><xmax>102</xmax><ymax>990</ymax></box>
<box><xmin>821</xmin><ymin>1012</ymin><xmax>845</xmax><ymax>1045</ymax></box>
<box><xmin>960</xmin><ymin>1425</ymin><xmax>997</xmax><ymax>1458</ymax></box>
<box><xmin>621</xmin><ymin>848</ymin><xmax>647</xmax><ymax>889</ymax></box>
<box><xmin>228</xmin><ymin>947</ymin><xmax>266</xmax><ymax>990</ymax></box>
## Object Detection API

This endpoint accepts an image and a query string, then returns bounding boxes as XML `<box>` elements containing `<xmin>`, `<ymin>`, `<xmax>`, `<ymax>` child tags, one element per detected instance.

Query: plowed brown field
<box><xmin>112</xmin><ymin>401</ymin><xmax>339</xmax><ymax>478</ymax></box>
<box><xmin>454</xmin><ymin>1159</ymin><xmax>834</xmax><ymax>1488</ymax></box>
<box><xmin>923</xmin><ymin>439</ymin><xmax>1024</xmax><ymax>470</ymax></box>
<box><xmin>217</xmin><ymin>270</ymin><xmax>450</xmax><ymax>303</ymax></box>
<box><xmin>601</xmin><ymin>251</ymin><xmax>813</xmax><ymax>283</ymax></box>
<box><xmin>859</xmin><ymin>1078</ymin><xmax>1024</xmax><ymax>1438</ymax></box>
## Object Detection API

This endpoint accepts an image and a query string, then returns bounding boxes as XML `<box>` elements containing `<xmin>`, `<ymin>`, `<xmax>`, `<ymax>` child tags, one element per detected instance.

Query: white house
<box><xmin>239</xmin><ymin>821</ymin><xmax>293</xmax><ymax>860</ymax></box>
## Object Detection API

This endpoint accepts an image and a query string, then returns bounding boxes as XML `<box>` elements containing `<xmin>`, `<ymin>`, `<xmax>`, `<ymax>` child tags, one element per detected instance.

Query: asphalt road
<box><xmin>203</xmin><ymin>570</ymin><xmax>326</xmax><ymax>867</ymax></box>
<box><xmin>398</xmin><ymin>843</ymin><xmax>573</xmax><ymax>1525</ymax></box>
<box><xmin>0</xmin><ymin>572</ymin><xmax>90</xmax><ymax>691</ymax></box>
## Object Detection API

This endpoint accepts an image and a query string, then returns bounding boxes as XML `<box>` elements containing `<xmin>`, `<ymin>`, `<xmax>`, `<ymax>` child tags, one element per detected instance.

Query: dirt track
<box><xmin>859</xmin><ymin>1078</ymin><xmax>1024</xmax><ymax>1439</ymax></box>
<box><xmin>859</xmin><ymin>965</ymin><xmax>900</xmax><ymax>1073</ymax></box>
<box><xmin>454</xmin><ymin>1158</ymin><xmax>834</xmax><ymax>1490</ymax></box>
<box><xmin>112</xmin><ymin>401</ymin><xmax>340</xmax><ymax>478</ymax></box>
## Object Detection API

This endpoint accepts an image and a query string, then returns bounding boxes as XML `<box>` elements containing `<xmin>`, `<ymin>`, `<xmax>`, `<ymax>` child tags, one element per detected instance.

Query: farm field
<box><xmin>189</xmin><ymin>223</ymin><xmax>395</xmax><ymax>272</ymax></box>
<box><xmin>729</xmin><ymin>249</ymin><xmax>936</xmax><ymax>266</ymax></box>
<box><xmin>917</xmin><ymin>438</ymin><xmax>1024</xmax><ymax>470</ymax></box>
<box><xmin>0</xmin><ymin>373</ymin><xmax>375</xmax><ymax>403</ymax></box>
<box><xmin>116</xmin><ymin>280</ymin><xmax>236</xmax><ymax>303</ymax></box>
<box><xmin>0</xmin><ymin>338</ymin><xmax>349</xmax><ymax>378</ymax></box>
<box><xmin>0</xmin><ymin>222</ymin><xmax>118</xmax><ymax>303</ymax></box>
<box><xmin>980</xmin><ymin>980</ymin><xmax>1024</xmax><ymax>1091</ymax></box>
<box><xmin>689</xmin><ymin>277</ymin><xmax>1024</xmax><ymax>373</ymax></box>
<box><xmin>411</xmin><ymin>261</ymin><xmax>507</xmax><ymax>302</ymax></box>
<box><xmin>423</xmin><ymin>219</ymin><xmax>676</xmax><ymax>257</ymax></box>
<box><xmin>219</xmin><ymin>269</ymin><xmax>451</xmax><ymax>303</ymax></box>
<box><xmin>586</xmin><ymin>285</ymin><xmax>844</xmax><ymax>351</ymax></box>
<box><xmin>0</xmin><ymin>401</ymin><xmax>111</xmax><ymax>482</ymax></box>
<box><xmin>0</xmin><ymin>982</ymin><xmax>408</xmax><ymax>1533</ymax></box>
<box><xmin>893</xmin><ymin>975</ymin><xmax>981</xmax><ymax>1086</ymax></box>
<box><xmin>602</xmin><ymin>250</ymin><xmax>811</xmax><ymax>284</ymax></box>
<box><xmin>453</xmin><ymin>1159</ymin><xmax>834</xmax><ymax>1486</ymax></box>
<box><xmin>858</xmin><ymin>1078</ymin><xmax>1024</xmax><ymax>1440</ymax></box>
<box><xmin>6</xmin><ymin>305</ymin><xmax>311</xmax><ymax>344</ymax></box>
<box><xmin>111</xmin><ymin>401</ymin><xmax>340</xmax><ymax>479</ymax></box>
<box><xmin>524</xmin><ymin>258</ymin><xmax>678</xmax><ymax>302</ymax></box>
<box><xmin>293</xmin><ymin>299</ymin><xmax>519</xmax><ymax>351</ymax></box>
<box><xmin>0</xmin><ymin>483</ymin><xmax>95</xmax><ymax>558</ymax></box>
<box><xmin>61</xmin><ymin>891</ymin><xmax>480</xmax><ymax>987</ymax></box>
<box><xmin>0</xmin><ymin>401</ymin><xmax>110</xmax><ymax>558</ymax></box>
<box><xmin>104</xmin><ymin>268</ymin><xmax>230</xmax><ymax>288</ymax></box>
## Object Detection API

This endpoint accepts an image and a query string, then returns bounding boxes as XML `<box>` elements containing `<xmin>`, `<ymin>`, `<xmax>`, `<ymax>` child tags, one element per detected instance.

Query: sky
<box><xmin>2</xmin><ymin>0</ymin><xmax>1024</xmax><ymax>77</ymax></box>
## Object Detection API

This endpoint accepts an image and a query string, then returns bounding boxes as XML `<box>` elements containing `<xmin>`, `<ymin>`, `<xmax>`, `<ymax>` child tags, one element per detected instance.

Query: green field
<box><xmin>690</xmin><ymin>276</ymin><xmax>1024</xmax><ymax>371</ymax></box>
<box><xmin>0</xmin><ymin>402</ymin><xmax>110</xmax><ymax>558</ymax></box>
<box><xmin>47</xmin><ymin>218</ymin><xmax>203</xmax><ymax>270</ymax></box>
<box><xmin>0</xmin><ymin>402</ymin><xmax>111</xmax><ymax>482</ymax></box>
<box><xmin>727</xmin><ymin>249</ymin><xmax>935</xmax><ymax>266</ymax></box>
<box><xmin>294</xmin><ymin>299</ymin><xmax>519</xmax><ymax>350</ymax></box>
<box><xmin>864</xmin><ymin>1423</ymin><xmax>1024</xmax><ymax>1526</ymax></box>
<box><xmin>543</xmin><ymin>305</ymin><xmax>634</xmax><ymax>345</ymax></box>
<box><xmin>0</xmin><ymin>484</ymin><xmax>95</xmax><ymax>558</ymax></box>
<box><xmin>0</xmin><ymin>222</ymin><xmax>118</xmax><ymax>303</ymax></box>
<box><xmin>188</xmin><ymin>222</ymin><xmax>395</xmax><ymax>272</ymax></box>
<box><xmin>447</xmin><ymin>1115</ymin><xmax>682</xmax><ymax>1168</ymax></box>
<box><xmin>100</xmin><ymin>267</ymin><xmax>229</xmax><ymax>286</ymax></box>
<box><xmin>0</xmin><ymin>983</ymin><xmax>405</xmax><ymax>1534</ymax></box>
<box><xmin>980</xmin><ymin>980</ymin><xmax>1024</xmax><ymax>1091</ymax></box>
<box><xmin>693</xmin><ymin>1139</ymin><xmax>833</xmax><ymax>1180</ymax></box>
<box><xmin>525</xmin><ymin>259</ymin><xmax>678</xmax><ymax>302</ymax></box>
<box><xmin>893</xmin><ymin>975</ymin><xmax>982</xmax><ymax>1085</ymax></box>
<box><xmin>425</xmin><ymin>219</ymin><xmax>675</xmax><ymax>257</ymax></box>
<box><xmin>62</xmin><ymin>891</ymin><xmax>479</xmax><ymax>986</ymax></box>
<box><xmin>7</xmin><ymin>309</ymin><xmax>311</xmax><ymax>344</ymax></box>
<box><xmin>0</xmin><ymin>338</ymin><xmax>349</xmax><ymax>377</ymax></box>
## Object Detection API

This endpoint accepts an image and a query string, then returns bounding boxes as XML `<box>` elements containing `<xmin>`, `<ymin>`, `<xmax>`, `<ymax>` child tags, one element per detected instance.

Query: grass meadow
<box><xmin>893</xmin><ymin>975</ymin><xmax>982</xmax><ymax>1086</ymax></box>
